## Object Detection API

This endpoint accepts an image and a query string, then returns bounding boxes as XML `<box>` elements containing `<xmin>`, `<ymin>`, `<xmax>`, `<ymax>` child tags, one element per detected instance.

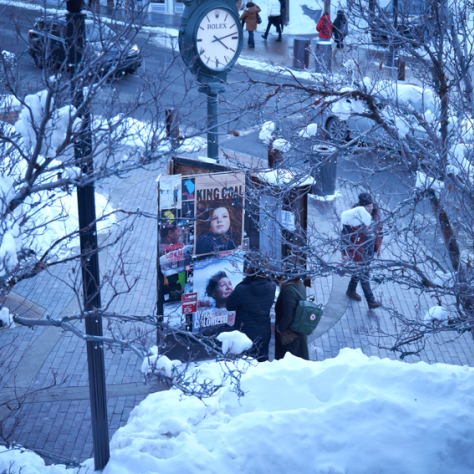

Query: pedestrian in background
<box><xmin>332</xmin><ymin>10</ymin><xmax>348</xmax><ymax>62</ymax></box>
<box><xmin>342</xmin><ymin>193</ymin><xmax>383</xmax><ymax>310</ymax></box>
<box><xmin>226</xmin><ymin>267</ymin><xmax>276</xmax><ymax>362</ymax></box>
<box><xmin>262</xmin><ymin>0</ymin><xmax>282</xmax><ymax>42</ymax></box>
<box><xmin>316</xmin><ymin>10</ymin><xmax>333</xmax><ymax>40</ymax></box>
<box><xmin>240</xmin><ymin>2</ymin><xmax>261</xmax><ymax>48</ymax></box>
<box><xmin>278</xmin><ymin>0</ymin><xmax>286</xmax><ymax>34</ymax></box>
<box><xmin>275</xmin><ymin>277</ymin><xmax>309</xmax><ymax>360</ymax></box>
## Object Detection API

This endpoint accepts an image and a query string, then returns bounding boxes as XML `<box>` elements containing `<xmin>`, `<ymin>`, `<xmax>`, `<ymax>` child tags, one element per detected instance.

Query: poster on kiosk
<box><xmin>158</xmin><ymin>171</ymin><xmax>245</xmax><ymax>334</ymax></box>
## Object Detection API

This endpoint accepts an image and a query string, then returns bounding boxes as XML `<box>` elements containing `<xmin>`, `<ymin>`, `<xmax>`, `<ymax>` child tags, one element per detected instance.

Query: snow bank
<box><xmin>216</xmin><ymin>330</ymin><xmax>252</xmax><ymax>355</ymax></box>
<box><xmin>3</xmin><ymin>348</ymin><xmax>474</xmax><ymax>474</ymax></box>
<box><xmin>341</xmin><ymin>206</ymin><xmax>372</xmax><ymax>227</ymax></box>
<box><xmin>0</xmin><ymin>447</ymin><xmax>69</xmax><ymax>474</ymax></box>
<box><xmin>141</xmin><ymin>346</ymin><xmax>182</xmax><ymax>378</ymax></box>
<box><xmin>259</xmin><ymin>121</ymin><xmax>275</xmax><ymax>145</ymax></box>
<box><xmin>272</xmin><ymin>138</ymin><xmax>291</xmax><ymax>153</ymax></box>
<box><xmin>15</xmin><ymin>91</ymin><xmax>81</xmax><ymax>158</ymax></box>
<box><xmin>424</xmin><ymin>306</ymin><xmax>449</xmax><ymax>324</ymax></box>
<box><xmin>102</xmin><ymin>348</ymin><xmax>474</xmax><ymax>474</ymax></box>
<box><xmin>0</xmin><ymin>307</ymin><xmax>13</xmax><ymax>327</ymax></box>
<box><xmin>415</xmin><ymin>171</ymin><xmax>444</xmax><ymax>195</ymax></box>
<box><xmin>257</xmin><ymin>169</ymin><xmax>315</xmax><ymax>187</ymax></box>
<box><xmin>298</xmin><ymin>123</ymin><xmax>318</xmax><ymax>138</ymax></box>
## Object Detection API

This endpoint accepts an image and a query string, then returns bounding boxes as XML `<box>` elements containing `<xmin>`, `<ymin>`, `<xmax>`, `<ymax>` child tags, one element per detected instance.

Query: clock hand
<box><xmin>212</xmin><ymin>32</ymin><xmax>237</xmax><ymax>42</ymax></box>
<box><xmin>213</xmin><ymin>35</ymin><xmax>229</xmax><ymax>49</ymax></box>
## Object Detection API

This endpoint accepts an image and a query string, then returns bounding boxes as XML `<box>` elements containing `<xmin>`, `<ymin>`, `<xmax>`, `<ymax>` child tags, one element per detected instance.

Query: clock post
<box><xmin>199</xmin><ymin>83</ymin><xmax>225</xmax><ymax>160</ymax></box>
<box><xmin>179</xmin><ymin>0</ymin><xmax>243</xmax><ymax>163</ymax></box>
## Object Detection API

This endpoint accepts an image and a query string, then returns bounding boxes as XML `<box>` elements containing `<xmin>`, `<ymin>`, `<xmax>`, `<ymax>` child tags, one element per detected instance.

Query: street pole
<box><xmin>66</xmin><ymin>0</ymin><xmax>110</xmax><ymax>470</ymax></box>
<box><xmin>199</xmin><ymin>83</ymin><xmax>225</xmax><ymax>162</ymax></box>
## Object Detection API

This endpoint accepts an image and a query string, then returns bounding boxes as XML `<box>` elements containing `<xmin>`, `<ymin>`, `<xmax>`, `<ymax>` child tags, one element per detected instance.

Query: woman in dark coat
<box><xmin>226</xmin><ymin>269</ymin><xmax>276</xmax><ymax>362</ymax></box>
<box><xmin>275</xmin><ymin>278</ymin><xmax>309</xmax><ymax>360</ymax></box>
<box><xmin>332</xmin><ymin>10</ymin><xmax>348</xmax><ymax>49</ymax></box>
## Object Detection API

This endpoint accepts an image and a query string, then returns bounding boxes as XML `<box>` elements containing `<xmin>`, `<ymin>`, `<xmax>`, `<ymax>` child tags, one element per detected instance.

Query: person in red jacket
<box><xmin>341</xmin><ymin>193</ymin><xmax>383</xmax><ymax>310</ymax></box>
<box><xmin>316</xmin><ymin>11</ymin><xmax>333</xmax><ymax>39</ymax></box>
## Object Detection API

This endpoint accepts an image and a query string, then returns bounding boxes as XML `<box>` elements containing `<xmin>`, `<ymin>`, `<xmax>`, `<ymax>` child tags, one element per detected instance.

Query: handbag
<box><xmin>257</xmin><ymin>13</ymin><xmax>262</xmax><ymax>24</ymax></box>
<box><xmin>288</xmin><ymin>286</ymin><xmax>323</xmax><ymax>336</ymax></box>
<box><xmin>279</xmin><ymin>328</ymin><xmax>299</xmax><ymax>345</ymax></box>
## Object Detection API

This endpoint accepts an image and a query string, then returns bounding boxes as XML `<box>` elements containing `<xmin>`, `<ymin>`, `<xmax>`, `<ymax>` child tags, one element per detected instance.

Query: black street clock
<box><xmin>179</xmin><ymin>0</ymin><xmax>243</xmax><ymax>83</ymax></box>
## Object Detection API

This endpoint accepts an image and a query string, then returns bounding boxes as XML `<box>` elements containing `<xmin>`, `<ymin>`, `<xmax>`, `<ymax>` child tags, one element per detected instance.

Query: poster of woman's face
<box><xmin>192</xmin><ymin>253</ymin><xmax>244</xmax><ymax>333</ymax></box>
<box><xmin>194</xmin><ymin>173</ymin><xmax>245</xmax><ymax>257</ymax></box>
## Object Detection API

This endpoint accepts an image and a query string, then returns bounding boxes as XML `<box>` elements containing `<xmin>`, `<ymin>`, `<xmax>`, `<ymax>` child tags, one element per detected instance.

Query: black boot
<box><xmin>276</xmin><ymin>35</ymin><xmax>282</xmax><ymax>42</ymax></box>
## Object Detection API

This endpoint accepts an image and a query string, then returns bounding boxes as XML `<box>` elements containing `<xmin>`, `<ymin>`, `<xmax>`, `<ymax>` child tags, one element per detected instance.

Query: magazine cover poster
<box><xmin>159</xmin><ymin>175</ymin><xmax>182</xmax><ymax>211</ymax></box>
<box><xmin>182</xmin><ymin>177</ymin><xmax>195</xmax><ymax>201</ymax></box>
<box><xmin>194</xmin><ymin>173</ymin><xmax>245</xmax><ymax>257</ymax></box>
<box><xmin>159</xmin><ymin>220</ymin><xmax>193</xmax><ymax>276</ymax></box>
<box><xmin>192</xmin><ymin>253</ymin><xmax>244</xmax><ymax>333</ymax></box>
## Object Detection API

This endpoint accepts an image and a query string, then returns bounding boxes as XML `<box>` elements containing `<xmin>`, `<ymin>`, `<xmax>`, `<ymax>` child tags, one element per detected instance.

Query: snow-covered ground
<box><xmin>2</xmin><ymin>347</ymin><xmax>474</xmax><ymax>474</ymax></box>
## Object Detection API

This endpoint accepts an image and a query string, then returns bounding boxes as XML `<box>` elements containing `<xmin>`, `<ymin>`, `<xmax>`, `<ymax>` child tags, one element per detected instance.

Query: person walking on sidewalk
<box><xmin>275</xmin><ymin>277</ymin><xmax>309</xmax><ymax>361</ymax></box>
<box><xmin>262</xmin><ymin>0</ymin><xmax>282</xmax><ymax>42</ymax></box>
<box><xmin>240</xmin><ymin>2</ymin><xmax>261</xmax><ymax>48</ymax></box>
<box><xmin>316</xmin><ymin>10</ymin><xmax>333</xmax><ymax>40</ymax></box>
<box><xmin>341</xmin><ymin>193</ymin><xmax>383</xmax><ymax>310</ymax></box>
<box><xmin>332</xmin><ymin>10</ymin><xmax>348</xmax><ymax>62</ymax></box>
<box><xmin>226</xmin><ymin>267</ymin><xmax>276</xmax><ymax>362</ymax></box>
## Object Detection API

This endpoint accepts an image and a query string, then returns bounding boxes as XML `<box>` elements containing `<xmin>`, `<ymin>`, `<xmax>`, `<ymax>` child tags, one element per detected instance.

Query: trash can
<box><xmin>293</xmin><ymin>38</ymin><xmax>311</xmax><ymax>69</ymax></box>
<box><xmin>311</xmin><ymin>144</ymin><xmax>338</xmax><ymax>196</ymax></box>
<box><xmin>314</xmin><ymin>41</ymin><xmax>332</xmax><ymax>73</ymax></box>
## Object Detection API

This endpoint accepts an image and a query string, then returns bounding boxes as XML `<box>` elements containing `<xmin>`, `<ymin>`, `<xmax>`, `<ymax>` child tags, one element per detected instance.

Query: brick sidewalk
<box><xmin>2</xmin><ymin>152</ymin><xmax>474</xmax><ymax>466</ymax></box>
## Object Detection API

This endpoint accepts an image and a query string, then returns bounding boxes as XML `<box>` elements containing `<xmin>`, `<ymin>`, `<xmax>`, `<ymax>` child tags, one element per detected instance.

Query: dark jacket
<box><xmin>195</xmin><ymin>231</ymin><xmax>236</xmax><ymax>255</ymax></box>
<box><xmin>240</xmin><ymin>5</ymin><xmax>261</xmax><ymax>31</ymax></box>
<box><xmin>316</xmin><ymin>14</ymin><xmax>333</xmax><ymax>39</ymax></box>
<box><xmin>333</xmin><ymin>12</ymin><xmax>348</xmax><ymax>41</ymax></box>
<box><xmin>275</xmin><ymin>279</ymin><xmax>309</xmax><ymax>360</ymax></box>
<box><xmin>226</xmin><ymin>275</ymin><xmax>276</xmax><ymax>361</ymax></box>
<box><xmin>341</xmin><ymin>207</ymin><xmax>382</xmax><ymax>263</ymax></box>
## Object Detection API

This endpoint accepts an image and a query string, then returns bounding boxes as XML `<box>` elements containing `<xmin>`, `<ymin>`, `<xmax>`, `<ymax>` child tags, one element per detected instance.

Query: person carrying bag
<box><xmin>275</xmin><ymin>278</ymin><xmax>322</xmax><ymax>360</ymax></box>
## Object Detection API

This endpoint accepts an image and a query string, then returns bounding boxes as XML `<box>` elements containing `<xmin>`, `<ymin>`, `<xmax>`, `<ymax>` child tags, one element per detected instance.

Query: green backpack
<box><xmin>288</xmin><ymin>286</ymin><xmax>323</xmax><ymax>336</ymax></box>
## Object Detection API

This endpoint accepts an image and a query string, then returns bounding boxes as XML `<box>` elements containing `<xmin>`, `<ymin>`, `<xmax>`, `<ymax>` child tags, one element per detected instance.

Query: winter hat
<box><xmin>358</xmin><ymin>193</ymin><xmax>373</xmax><ymax>206</ymax></box>
<box><xmin>337</xmin><ymin>10</ymin><xmax>344</xmax><ymax>15</ymax></box>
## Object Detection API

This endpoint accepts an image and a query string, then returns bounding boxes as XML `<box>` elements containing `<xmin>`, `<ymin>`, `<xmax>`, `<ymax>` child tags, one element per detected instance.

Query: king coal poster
<box><xmin>194</xmin><ymin>172</ymin><xmax>245</xmax><ymax>257</ymax></box>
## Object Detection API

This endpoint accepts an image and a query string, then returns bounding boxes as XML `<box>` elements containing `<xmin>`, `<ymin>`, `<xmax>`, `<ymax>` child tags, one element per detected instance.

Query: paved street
<box><xmin>1</xmin><ymin>1</ymin><xmax>473</xmax><ymax>468</ymax></box>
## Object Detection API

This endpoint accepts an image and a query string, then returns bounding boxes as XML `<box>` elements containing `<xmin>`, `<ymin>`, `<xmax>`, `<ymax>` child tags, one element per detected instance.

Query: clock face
<box><xmin>196</xmin><ymin>8</ymin><xmax>240</xmax><ymax>72</ymax></box>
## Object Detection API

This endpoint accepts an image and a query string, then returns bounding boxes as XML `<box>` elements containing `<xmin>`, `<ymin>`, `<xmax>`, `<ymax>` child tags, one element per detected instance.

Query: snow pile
<box><xmin>415</xmin><ymin>171</ymin><xmax>444</xmax><ymax>195</ymax></box>
<box><xmin>272</xmin><ymin>138</ymin><xmax>291</xmax><ymax>153</ymax></box>
<box><xmin>216</xmin><ymin>330</ymin><xmax>252</xmax><ymax>355</ymax></box>
<box><xmin>257</xmin><ymin>169</ymin><xmax>315</xmax><ymax>187</ymax></box>
<box><xmin>374</xmin><ymin>81</ymin><xmax>438</xmax><ymax>116</ymax></box>
<box><xmin>424</xmin><ymin>306</ymin><xmax>449</xmax><ymax>324</ymax></box>
<box><xmin>0</xmin><ymin>94</ymin><xmax>21</xmax><ymax>112</ymax></box>
<box><xmin>4</xmin><ymin>348</ymin><xmax>474</xmax><ymax>473</ymax></box>
<box><xmin>298</xmin><ymin>123</ymin><xmax>318</xmax><ymax>138</ymax></box>
<box><xmin>25</xmin><ymin>190</ymin><xmax>116</xmax><ymax>257</ymax></box>
<box><xmin>259</xmin><ymin>121</ymin><xmax>276</xmax><ymax>145</ymax></box>
<box><xmin>0</xmin><ymin>307</ymin><xmax>13</xmax><ymax>327</ymax></box>
<box><xmin>100</xmin><ymin>349</ymin><xmax>474</xmax><ymax>474</ymax></box>
<box><xmin>331</xmin><ymin>89</ymin><xmax>366</xmax><ymax>121</ymax></box>
<box><xmin>177</xmin><ymin>137</ymin><xmax>207</xmax><ymax>153</ymax></box>
<box><xmin>141</xmin><ymin>346</ymin><xmax>182</xmax><ymax>378</ymax></box>
<box><xmin>341</xmin><ymin>206</ymin><xmax>372</xmax><ymax>227</ymax></box>
<box><xmin>15</xmin><ymin>90</ymin><xmax>81</xmax><ymax>158</ymax></box>
<box><xmin>448</xmin><ymin>144</ymin><xmax>474</xmax><ymax>179</ymax></box>
<box><xmin>0</xmin><ymin>231</ymin><xmax>18</xmax><ymax>276</ymax></box>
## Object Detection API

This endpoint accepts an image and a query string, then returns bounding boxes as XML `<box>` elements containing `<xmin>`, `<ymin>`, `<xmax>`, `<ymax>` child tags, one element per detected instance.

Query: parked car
<box><xmin>370</xmin><ymin>0</ymin><xmax>429</xmax><ymax>47</ymax></box>
<box><xmin>317</xmin><ymin>82</ymin><xmax>439</xmax><ymax>149</ymax></box>
<box><xmin>28</xmin><ymin>15</ymin><xmax>141</xmax><ymax>76</ymax></box>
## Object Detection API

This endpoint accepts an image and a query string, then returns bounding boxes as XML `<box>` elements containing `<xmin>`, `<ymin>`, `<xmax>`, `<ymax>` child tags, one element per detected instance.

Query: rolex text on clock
<box><xmin>196</xmin><ymin>9</ymin><xmax>240</xmax><ymax>72</ymax></box>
